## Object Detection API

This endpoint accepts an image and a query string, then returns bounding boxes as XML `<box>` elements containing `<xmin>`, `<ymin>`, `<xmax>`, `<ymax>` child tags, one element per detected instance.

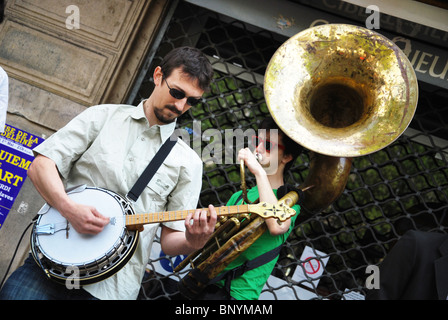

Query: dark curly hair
<box><xmin>160</xmin><ymin>46</ymin><xmax>214</xmax><ymax>92</ymax></box>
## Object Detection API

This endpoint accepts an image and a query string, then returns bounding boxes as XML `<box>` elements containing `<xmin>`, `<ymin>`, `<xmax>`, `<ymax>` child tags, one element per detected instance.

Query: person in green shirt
<box><xmin>201</xmin><ymin>117</ymin><xmax>303</xmax><ymax>300</ymax></box>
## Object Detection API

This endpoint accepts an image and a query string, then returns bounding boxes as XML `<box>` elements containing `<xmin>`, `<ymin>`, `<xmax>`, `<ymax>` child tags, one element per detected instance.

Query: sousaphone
<box><xmin>176</xmin><ymin>24</ymin><xmax>418</xmax><ymax>298</ymax></box>
<box><xmin>265</xmin><ymin>23</ymin><xmax>418</xmax><ymax>212</ymax></box>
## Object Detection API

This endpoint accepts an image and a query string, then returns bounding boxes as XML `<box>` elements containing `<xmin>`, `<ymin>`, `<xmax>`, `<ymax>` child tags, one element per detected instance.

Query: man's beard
<box><xmin>154</xmin><ymin>104</ymin><xmax>182</xmax><ymax>124</ymax></box>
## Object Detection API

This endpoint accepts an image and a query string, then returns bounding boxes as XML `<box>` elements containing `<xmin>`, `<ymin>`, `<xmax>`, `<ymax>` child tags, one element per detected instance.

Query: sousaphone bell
<box><xmin>264</xmin><ymin>23</ymin><xmax>418</xmax><ymax>212</ymax></box>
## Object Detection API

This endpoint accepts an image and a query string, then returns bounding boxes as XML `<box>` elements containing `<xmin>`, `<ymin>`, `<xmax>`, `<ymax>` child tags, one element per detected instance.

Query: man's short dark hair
<box><xmin>160</xmin><ymin>46</ymin><xmax>214</xmax><ymax>92</ymax></box>
<box><xmin>260</xmin><ymin>117</ymin><xmax>303</xmax><ymax>172</ymax></box>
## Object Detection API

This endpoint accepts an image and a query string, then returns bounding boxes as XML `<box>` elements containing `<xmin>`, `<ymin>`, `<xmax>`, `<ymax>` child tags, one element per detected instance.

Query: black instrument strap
<box><xmin>126</xmin><ymin>137</ymin><xmax>178</xmax><ymax>202</ymax></box>
<box><xmin>209</xmin><ymin>243</ymin><xmax>284</xmax><ymax>286</ymax></box>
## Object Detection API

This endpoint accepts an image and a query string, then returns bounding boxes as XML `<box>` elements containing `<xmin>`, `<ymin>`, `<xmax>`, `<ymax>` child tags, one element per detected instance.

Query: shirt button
<box><xmin>141</xmin><ymin>137</ymin><xmax>145</xmax><ymax>141</ymax></box>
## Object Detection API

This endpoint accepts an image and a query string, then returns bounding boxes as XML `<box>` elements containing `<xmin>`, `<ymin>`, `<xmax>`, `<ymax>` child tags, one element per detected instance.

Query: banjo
<box><xmin>31</xmin><ymin>185</ymin><xmax>295</xmax><ymax>285</ymax></box>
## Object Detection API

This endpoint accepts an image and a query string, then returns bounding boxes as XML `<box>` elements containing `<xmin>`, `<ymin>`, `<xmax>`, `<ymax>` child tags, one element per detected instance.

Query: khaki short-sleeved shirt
<box><xmin>33</xmin><ymin>101</ymin><xmax>203</xmax><ymax>299</ymax></box>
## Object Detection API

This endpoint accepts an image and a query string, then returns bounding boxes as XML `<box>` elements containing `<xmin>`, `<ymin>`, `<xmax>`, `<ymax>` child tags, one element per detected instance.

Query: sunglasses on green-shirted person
<box><xmin>251</xmin><ymin>135</ymin><xmax>285</xmax><ymax>153</ymax></box>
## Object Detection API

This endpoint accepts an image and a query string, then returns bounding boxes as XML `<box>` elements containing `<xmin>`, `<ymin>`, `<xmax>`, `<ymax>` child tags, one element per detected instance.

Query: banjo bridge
<box><xmin>35</xmin><ymin>221</ymin><xmax>70</xmax><ymax>236</ymax></box>
<box><xmin>35</xmin><ymin>223</ymin><xmax>56</xmax><ymax>235</ymax></box>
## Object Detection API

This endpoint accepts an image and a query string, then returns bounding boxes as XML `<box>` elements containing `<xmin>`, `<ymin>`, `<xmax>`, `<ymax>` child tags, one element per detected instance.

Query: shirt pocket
<box><xmin>145</xmin><ymin>171</ymin><xmax>176</xmax><ymax>206</ymax></box>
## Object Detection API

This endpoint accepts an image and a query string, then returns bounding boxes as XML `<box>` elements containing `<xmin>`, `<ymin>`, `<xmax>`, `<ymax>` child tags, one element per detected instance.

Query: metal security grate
<box><xmin>133</xmin><ymin>1</ymin><xmax>448</xmax><ymax>300</ymax></box>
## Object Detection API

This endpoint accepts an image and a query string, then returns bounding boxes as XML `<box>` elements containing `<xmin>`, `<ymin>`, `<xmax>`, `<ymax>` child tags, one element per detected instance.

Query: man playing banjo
<box><xmin>0</xmin><ymin>47</ymin><xmax>217</xmax><ymax>300</ymax></box>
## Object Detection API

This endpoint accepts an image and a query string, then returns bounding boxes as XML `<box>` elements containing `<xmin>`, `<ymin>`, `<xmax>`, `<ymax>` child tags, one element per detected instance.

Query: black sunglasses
<box><xmin>251</xmin><ymin>135</ymin><xmax>285</xmax><ymax>153</ymax></box>
<box><xmin>164</xmin><ymin>78</ymin><xmax>202</xmax><ymax>106</ymax></box>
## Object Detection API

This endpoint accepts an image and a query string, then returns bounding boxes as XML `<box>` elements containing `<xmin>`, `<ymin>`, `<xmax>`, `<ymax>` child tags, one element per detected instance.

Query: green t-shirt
<box><xmin>216</xmin><ymin>185</ymin><xmax>300</xmax><ymax>300</ymax></box>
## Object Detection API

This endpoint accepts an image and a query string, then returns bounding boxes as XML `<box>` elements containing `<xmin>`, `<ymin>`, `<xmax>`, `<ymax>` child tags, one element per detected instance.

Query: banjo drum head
<box><xmin>33</xmin><ymin>187</ymin><xmax>138</xmax><ymax>284</ymax></box>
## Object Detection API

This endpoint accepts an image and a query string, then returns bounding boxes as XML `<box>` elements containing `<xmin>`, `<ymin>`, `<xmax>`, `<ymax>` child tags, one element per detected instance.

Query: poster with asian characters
<box><xmin>0</xmin><ymin>124</ymin><xmax>44</xmax><ymax>229</ymax></box>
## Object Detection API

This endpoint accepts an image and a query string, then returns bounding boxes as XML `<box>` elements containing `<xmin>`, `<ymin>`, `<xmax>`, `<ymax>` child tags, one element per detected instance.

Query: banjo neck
<box><xmin>125</xmin><ymin>201</ymin><xmax>296</xmax><ymax>229</ymax></box>
<box><xmin>125</xmin><ymin>205</ymin><xmax>249</xmax><ymax>228</ymax></box>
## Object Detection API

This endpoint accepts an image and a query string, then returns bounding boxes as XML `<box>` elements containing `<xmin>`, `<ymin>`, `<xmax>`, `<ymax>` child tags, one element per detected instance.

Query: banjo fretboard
<box><xmin>125</xmin><ymin>204</ymin><xmax>250</xmax><ymax>227</ymax></box>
